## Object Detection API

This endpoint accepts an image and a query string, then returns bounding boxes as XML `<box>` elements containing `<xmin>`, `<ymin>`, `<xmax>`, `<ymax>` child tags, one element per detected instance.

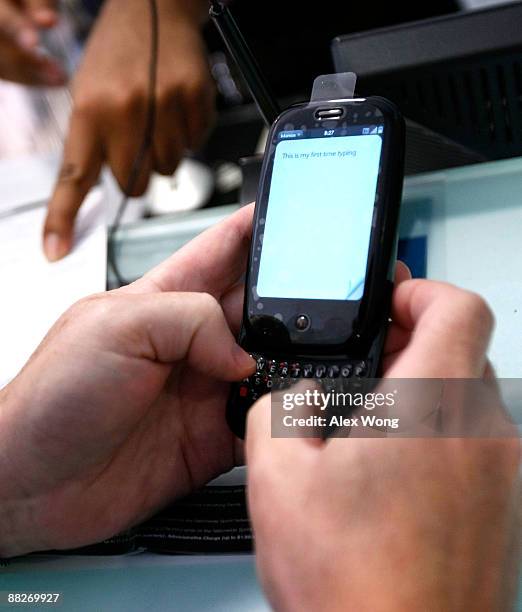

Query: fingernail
<box><xmin>17</xmin><ymin>28</ymin><xmax>38</xmax><ymax>51</ymax></box>
<box><xmin>44</xmin><ymin>233</ymin><xmax>68</xmax><ymax>262</ymax></box>
<box><xmin>33</xmin><ymin>9</ymin><xmax>58</xmax><ymax>26</ymax></box>
<box><xmin>233</xmin><ymin>345</ymin><xmax>256</xmax><ymax>373</ymax></box>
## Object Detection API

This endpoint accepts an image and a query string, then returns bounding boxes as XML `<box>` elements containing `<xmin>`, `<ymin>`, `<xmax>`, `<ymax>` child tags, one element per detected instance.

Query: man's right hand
<box><xmin>0</xmin><ymin>0</ymin><xmax>66</xmax><ymax>86</ymax></box>
<box><xmin>247</xmin><ymin>280</ymin><xmax>521</xmax><ymax>612</ymax></box>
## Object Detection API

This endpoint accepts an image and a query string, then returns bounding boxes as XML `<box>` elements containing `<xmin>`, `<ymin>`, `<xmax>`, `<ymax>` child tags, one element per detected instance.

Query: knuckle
<box><xmin>458</xmin><ymin>291</ymin><xmax>494</xmax><ymax>331</ymax></box>
<box><xmin>70</xmin><ymin>292</ymin><xmax>110</xmax><ymax>318</ymax></box>
<box><xmin>56</xmin><ymin>162</ymin><xmax>94</xmax><ymax>195</ymax></box>
<box><xmin>193</xmin><ymin>291</ymin><xmax>220</xmax><ymax>315</ymax></box>
<box><xmin>109</xmin><ymin>89</ymin><xmax>144</xmax><ymax>116</ymax></box>
<box><xmin>156</xmin><ymin>84</ymin><xmax>177</xmax><ymax>107</ymax></box>
<box><xmin>182</xmin><ymin>77</ymin><xmax>207</xmax><ymax>102</ymax></box>
<box><xmin>72</xmin><ymin>93</ymin><xmax>99</xmax><ymax>119</ymax></box>
<box><xmin>75</xmin><ymin>88</ymin><xmax>144</xmax><ymax>119</ymax></box>
<box><xmin>55</xmin><ymin>292</ymin><xmax>108</xmax><ymax>333</ymax></box>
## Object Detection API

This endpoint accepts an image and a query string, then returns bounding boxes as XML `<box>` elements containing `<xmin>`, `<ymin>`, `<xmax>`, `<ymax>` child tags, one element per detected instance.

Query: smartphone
<box><xmin>227</xmin><ymin>96</ymin><xmax>405</xmax><ymax>438</ymax></box>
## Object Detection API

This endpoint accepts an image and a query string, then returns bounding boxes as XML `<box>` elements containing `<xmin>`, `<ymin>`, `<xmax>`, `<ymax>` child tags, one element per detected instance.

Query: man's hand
<box><xmin>247</xmin><ymin>277</ymin><xmax>521</xmax><ymax>611</ymax></box>
<box><xmin>0</xmin><ymin>205</ymin><xmax>255</xmax><ymax>557</ymax></box>
<box><xmin>43</xmin><ymin>0</ymin><xmax>214</xmax><ymax>262</ymax></box>
<box><xmin>0</xmin><ymin>0</ymin><xmax>66</xmax><ymax>86</ymax></box>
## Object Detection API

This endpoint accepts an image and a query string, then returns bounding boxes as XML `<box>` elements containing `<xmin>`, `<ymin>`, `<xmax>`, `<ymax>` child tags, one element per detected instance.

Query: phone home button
<box><xmin>295</xmin><ymin>314</ymin><xmax>311</xmax><ymax>331</ymax></box>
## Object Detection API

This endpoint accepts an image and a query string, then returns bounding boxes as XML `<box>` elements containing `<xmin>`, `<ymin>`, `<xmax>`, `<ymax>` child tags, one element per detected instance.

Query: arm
<box><xmin>43</xmin><ymin>0</ymin><xmax>213</xmax><ymax>261</ymax></box>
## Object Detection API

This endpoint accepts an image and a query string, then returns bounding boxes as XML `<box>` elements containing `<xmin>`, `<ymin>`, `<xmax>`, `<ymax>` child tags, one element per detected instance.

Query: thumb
<box><xmin>109</xmin><ymin>291</ymin><xmax>256</xmax><ymax>381</ymax></box>
<box><xmin>387</xmin><ymin>280</ymin><xmax>494</xmax><ymax>378</ymax></box>
<box><xmin>246</xmin><ymin>392</ymin><xmax>320</xmax><ymax>485</ymax></box>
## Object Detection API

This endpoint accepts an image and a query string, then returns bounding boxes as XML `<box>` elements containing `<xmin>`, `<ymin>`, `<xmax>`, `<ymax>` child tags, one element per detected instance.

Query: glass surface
<box><xmin>257</xmin><ymin>130</ymin><xmax>382</xmax><ymax>301</ymax></box>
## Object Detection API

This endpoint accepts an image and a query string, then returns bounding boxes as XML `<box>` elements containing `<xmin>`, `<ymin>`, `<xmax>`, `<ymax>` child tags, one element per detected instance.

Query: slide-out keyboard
<box><xmin>234</xmin><ymin>353</ymin><xmax>369</xmax><ymax>407</ymax></box>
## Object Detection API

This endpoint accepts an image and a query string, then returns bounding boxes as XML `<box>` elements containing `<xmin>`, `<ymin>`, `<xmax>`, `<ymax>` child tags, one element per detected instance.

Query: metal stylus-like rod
<box><xmin>209</xmin><ymin>1</ymin><xmax>281</xmax><ymax>127</ymax></box>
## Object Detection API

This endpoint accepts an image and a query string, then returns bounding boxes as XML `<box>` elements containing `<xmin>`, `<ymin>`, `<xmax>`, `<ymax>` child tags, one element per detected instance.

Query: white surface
<box><xmin>458</xmin><ymin>0</ymin><xmax>516</xmax><ymax>8</ymax></box>
<box><xmin>147</xmin><ymin>159</ymin><xmax>214</xmax><ymax>215</ymax></box>
<box><xmin>402</xmin><ymin>159</ymin><xmax>522</xmax><ymax>378</ymax></box>
<box><xmin>0</xmin><ymin>189</ymin><xmax>107</xmax><ymax>389</ymax></box>
<box><xmin>0</xmin><ymin>153</ymin><xmax>60</xmax><ymax>213</ymax></box>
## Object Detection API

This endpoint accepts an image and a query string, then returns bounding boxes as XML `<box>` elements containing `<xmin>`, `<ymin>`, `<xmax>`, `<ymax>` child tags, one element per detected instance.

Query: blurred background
<box><xmin>2</xmin><ymin>0</ymin><xmax>510</xmax><ymax>217</ymax></box>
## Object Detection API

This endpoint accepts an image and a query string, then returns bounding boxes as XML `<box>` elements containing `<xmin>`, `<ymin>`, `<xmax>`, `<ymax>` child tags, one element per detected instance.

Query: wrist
<box><xmin>0</xmin><ymin>386</ymin><xmax>40</xmax><ymax>557</ymax></box>
<box><xmin>107</xmin><ymin>0</ymin><xmax>208</xmax><ymax>28</ymax></box>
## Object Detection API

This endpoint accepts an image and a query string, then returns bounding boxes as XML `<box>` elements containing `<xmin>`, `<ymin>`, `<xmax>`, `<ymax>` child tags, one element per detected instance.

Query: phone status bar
<box><xmin>278</xmin><ymin>125</ymin><xmax>384</xmax><ymax>140</ymax></box>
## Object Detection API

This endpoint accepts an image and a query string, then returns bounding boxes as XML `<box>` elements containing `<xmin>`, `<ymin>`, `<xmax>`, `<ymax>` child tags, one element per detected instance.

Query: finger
<box><xmin>383</xmin><ymin>322</ymin><xmax>411</xmax><ymax>356</ymax></box>
<box><xmin>394</xmin><ymin>260</ymin><xmax>411</xmax><ymax>285</ymax></box>
<box><xmin>43</xmin><ymin>113</ymin><xmax>103</xmax><ymax>261</ymax></box>
<box><xmin>0</xmin><ymin>37</ymin><xmax>65</xmax><ymax>85</ymax></box>
<box><xmin>128</xmin><ymin>203</ymin><xmax>254</xmax><ymax>296</ymax></box>
<box><xmin>220</xmin><ymin>283</ymin><xmax>244</xmax><ymax>336</ymax></box>
<box><xmin>153</xmin><ymin>90</ymin><xmax>187</xmax><ymax>176</ymax></box>
<box><xmin>0</xmin><ymin>0</ymin><xmax>38</xmax><ymax>51</ymax></box>
<box><xmin>107</xmin><ymin>291</ymin><xmax>255</xmax><ymax>381</ymax></box>
<box><xmin>246</xmin><ymin>394</ymin><xmax>319</xmax><ymax>483</ymax></box>
<box><xmin>105</xmin><ymin>101</ymin><xmax>154</xmax><ymax>196</ymax></box>
<box><xmin>23</xmin><ymin>0</ymin><xmax>59</xmax><ymax>28</ymax></box>
<box><xmin>381</xmin><ymin>262</ymin><xmax>413</xmax><ymax>357</ymax></box>
<box><xmin>180</xmin><ymin>77</ymin><xmax>216</xmax><ymax>151</ymax></box>
<box><xmin>246</xmin><ymin>394</ymin><xmax>318</xmax><ymax>463</ymax></box>
<box><xmin>387</xmin><ymin>279</ymin><xmax>494</xmax><ymax>378</ymax></box>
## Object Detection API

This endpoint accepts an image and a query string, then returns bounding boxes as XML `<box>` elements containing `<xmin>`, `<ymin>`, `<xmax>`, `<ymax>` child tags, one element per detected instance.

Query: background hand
<box><xmin>0</xmin><ymin>0</ymin><xmax>66</xmax><ymax>86</ymax></box>
<box><xmin>43</xmin><ymin>0</ymin><xmax>214</xmax><ymax>261</ymax></box>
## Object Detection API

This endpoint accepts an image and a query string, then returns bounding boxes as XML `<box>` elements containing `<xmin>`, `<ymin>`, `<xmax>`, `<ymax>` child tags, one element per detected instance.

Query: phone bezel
<box><xmin>241</xmin><ymin>97</ymin><xmax>405</xmax><ymax>356</ymax></box>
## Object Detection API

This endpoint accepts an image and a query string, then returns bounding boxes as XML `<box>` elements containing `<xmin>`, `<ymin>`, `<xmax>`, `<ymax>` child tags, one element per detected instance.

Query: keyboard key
<box><xmin>239</xmin><ymin>385</ymin><xmax>249</xmax><ymax>398</ymax></box>
<box><xmin>354</xmin><ymin>362</ymin><xmax>367</xmax><ymax>377</ymax></box>
<box><xmin>315</xmin><ymin>365</ymin><xmax>327</xmax><ymax>378</ymax></box>
<box><xmin>341</xmin><ymin>365</ymin><xmax>352</xmax><ymax>378</ymax></box>
<box><xmin>253</xmin><ymin>375</ymin><xmax>264</xmax><ymax>387</ymax></box>
<box><xmin>290</xmin><ymin>363</ymin><xmax>301</xmax><ymax>378</ymax></box>
<box><xmin>268</xmin><ymin>360</ymin><xmax>278</xmax><ymax>375</ymax></box>
<box><xmin>327</xmin><ymin>365</ymin><xmax>340</xmax><ymax>378</ymax></box>
<box><xmin>303</xmin><ymin>364</ymin><xmax>314</xmax><ymax>378</ymax></box>
<box><xmin>278</xmin><ymin>362</ymin><xmax>289</xmax><ymax>377</ymax></box>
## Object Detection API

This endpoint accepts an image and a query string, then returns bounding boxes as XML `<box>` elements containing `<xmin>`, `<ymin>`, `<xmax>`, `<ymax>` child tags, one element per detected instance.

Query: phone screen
<box><xmin>256</xmin><ymin>128</ymin><xmax>383</xmax><ymax>301</ymax></box>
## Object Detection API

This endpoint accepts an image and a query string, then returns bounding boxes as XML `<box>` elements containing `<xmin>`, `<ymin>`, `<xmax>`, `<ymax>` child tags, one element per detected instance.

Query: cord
<box><xmin>108</xmin><ymin>0</ymin><xmax>159</xmax><ymax>287</ymax></box>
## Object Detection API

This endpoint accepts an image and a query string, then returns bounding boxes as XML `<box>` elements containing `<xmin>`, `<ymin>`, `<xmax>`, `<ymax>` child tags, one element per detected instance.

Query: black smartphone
<box><xmin>227</xmin><ymin>96</ymin><xmax>405</xmax><ymax>438</ymax></box>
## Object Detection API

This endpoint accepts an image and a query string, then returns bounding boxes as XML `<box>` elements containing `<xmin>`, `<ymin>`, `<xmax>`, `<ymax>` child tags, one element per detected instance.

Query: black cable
<box><xmin>108</xmin><ymin>0</ymin><xmax>159</xmax><ymax>287</ymax></box>
<box><xmin>209</xmin><ymin>0</ymin><xmax>280</xmax><ymax>127</ymax></box>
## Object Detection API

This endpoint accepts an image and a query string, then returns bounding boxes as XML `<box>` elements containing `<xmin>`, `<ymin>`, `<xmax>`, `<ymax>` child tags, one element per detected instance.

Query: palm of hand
<box><xmin>30</xmin><ymin>359</ymin><xmax>236</xmax><ymax>551</ymax></box>
<box><xmin>3</xmin><ymin>205</ymin><xmax>255</xmax><ymax>553</ymax></box>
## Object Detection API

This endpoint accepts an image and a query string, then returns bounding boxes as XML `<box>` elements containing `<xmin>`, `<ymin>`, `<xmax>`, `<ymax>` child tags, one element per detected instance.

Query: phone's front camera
<box><xmin>295</xmin><ymin>314</ymin><xmax>311</xmax><ymax>331</ymax></box>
